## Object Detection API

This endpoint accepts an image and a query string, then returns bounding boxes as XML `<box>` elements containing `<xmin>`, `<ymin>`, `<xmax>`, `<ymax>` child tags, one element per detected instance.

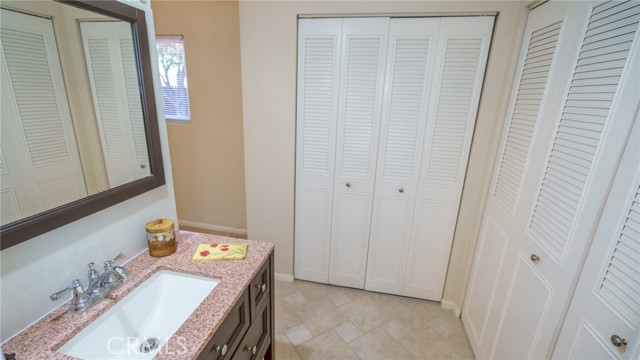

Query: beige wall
<box><xmin>239</xmin><ymin>1</ymin><xmax>529</xmax><ymax>309</ymax></box>
<box><xmin>152</xmin><ymin>0</ymin><xmax>247</xmax><ymax>231</ymax></box>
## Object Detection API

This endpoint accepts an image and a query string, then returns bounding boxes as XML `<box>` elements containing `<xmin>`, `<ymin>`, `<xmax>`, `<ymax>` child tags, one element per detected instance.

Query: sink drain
<box><xmin>140</xmin><ymin>338</ymin><xmax>160</xmax><ymax>353</ymax></box>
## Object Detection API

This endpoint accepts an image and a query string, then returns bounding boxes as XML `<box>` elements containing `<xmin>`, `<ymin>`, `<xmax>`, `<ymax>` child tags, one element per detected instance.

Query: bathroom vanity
<box><xmin>1</xmin><ymin>231</ymin><xmax>274</xmax><ymax>360</ymax></box>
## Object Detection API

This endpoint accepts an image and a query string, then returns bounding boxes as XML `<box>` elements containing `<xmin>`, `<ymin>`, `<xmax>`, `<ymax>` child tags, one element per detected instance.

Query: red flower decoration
<box><xmin>211</xmin><ymin>243</ymin><xmax>218</xmax><ymax>248</ymax></box>
<box><xmin>221</xmin><ymin>248</ymin><xmax>229</xmax><ymax>252</ymax></box>
<box><xmin>200</xmin><ymin>250</ymin><xmax>210</xmax><ymax>256</ymax></box>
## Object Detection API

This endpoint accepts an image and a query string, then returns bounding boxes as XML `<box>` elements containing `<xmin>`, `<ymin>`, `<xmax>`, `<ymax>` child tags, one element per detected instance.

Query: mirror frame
<box><xmin>0</xmin><ymin>0</ymin><xmax>165</xmax><ymax>250</ymax></box>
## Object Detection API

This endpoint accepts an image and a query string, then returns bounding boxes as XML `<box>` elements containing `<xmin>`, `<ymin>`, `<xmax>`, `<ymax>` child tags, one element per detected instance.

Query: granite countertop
<box><xmin>2</xmin><ymin>231</ymin><xmax>274</xmax><ymax>360</ymax></box>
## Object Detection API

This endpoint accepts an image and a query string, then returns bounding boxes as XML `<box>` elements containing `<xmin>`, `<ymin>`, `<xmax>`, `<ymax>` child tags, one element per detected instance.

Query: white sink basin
<box><xmin>58</xmin><ymin>270</ymin><xmax>219</xmax><ymax>359</ymax></box>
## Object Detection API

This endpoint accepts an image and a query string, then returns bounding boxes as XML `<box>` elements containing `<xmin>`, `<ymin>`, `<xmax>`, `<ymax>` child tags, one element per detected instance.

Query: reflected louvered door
<box><xmin>0</xmin><ymin>9</ymin><xmax>86</xmax><ymax>225</ymax></box>
<box><xmin>80</xmin><ymin>21</ymin><xmax>146</xmax><ymax>188</ymax></box>
<box><xmin>462</xmin><ymin>1</ymin><xmax>640</xmax><ymax>358</ymax></box>
<box><xmin>328</xmin><ymin>18</ymin><xmax>389</xmax><ymax>288</ymax></box>
<box><xmin>294</xmin><ymin>19</ymin><xmax>342</xmax><ymax>283</ymax></box>
<box><xmin>119</xmin><ymin>38</ymin><xmax>150</xmax><ymax>178</ymax></box>
<box><xmin>364</xmin><ymin>18</ymin><xmax>441</xmax><ymax>295</ymax></box>
<box><xmin>404</xmin><ymin>17</ymin><xmax>493</xmax><ymax>300</ymax></box>
<box><xmin>554</xmin><ymin>105</ymin><xmax>640</xmax><ymax>360</ymax></box>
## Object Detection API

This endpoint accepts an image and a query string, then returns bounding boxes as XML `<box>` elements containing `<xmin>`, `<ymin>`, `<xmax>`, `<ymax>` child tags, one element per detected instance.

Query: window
<box><xmin>156</xmin><ymin>36</ymin><xmax>190</xmax><ymax>121</ymax></box>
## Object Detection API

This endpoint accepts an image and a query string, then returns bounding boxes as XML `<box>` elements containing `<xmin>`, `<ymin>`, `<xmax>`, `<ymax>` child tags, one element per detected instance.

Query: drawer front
<box><xmin>233</xmin><ymin>302</ymin><xmax>271</xmax><ymax>360</ymax></box>
<box><xmin>198</xmin><ymin>290</ymin><xmax>250</xmax><ymax>360</ymax></box>
<box><xmin>249</xmin><ymin>257</ymin><xmax>270</xmax><ymax>319</ymax></box>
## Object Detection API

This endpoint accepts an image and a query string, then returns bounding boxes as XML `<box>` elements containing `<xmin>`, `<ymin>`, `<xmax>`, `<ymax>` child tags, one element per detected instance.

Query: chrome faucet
<box><xmin>50</xmin><ymin>252</ymin><xmax>130</xmax><ymax>312</ymax></box>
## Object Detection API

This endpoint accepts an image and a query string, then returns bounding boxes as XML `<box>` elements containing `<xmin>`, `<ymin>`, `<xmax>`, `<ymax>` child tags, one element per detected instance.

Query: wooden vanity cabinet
<box><xmin>198</xmin><ymin>253</ymin><xmax>274</xmax><ymax>360</ymax></box>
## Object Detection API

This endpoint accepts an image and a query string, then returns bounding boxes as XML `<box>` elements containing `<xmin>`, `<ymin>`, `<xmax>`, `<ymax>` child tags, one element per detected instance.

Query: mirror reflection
<box><xmin>0</xmin><ymin>1</ymin><xmax>150</xmax><ymax>226</ymax></box>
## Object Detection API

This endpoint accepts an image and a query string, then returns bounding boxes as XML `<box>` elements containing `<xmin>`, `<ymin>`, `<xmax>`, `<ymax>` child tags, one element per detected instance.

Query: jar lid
<box><xmin>146</xmin><ymin>218</ymin><xmax>174</xmax><ymax>233</ymax></box>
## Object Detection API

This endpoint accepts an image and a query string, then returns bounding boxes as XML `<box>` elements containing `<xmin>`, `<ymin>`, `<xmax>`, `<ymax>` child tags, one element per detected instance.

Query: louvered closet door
<box><xmin>0</xmin><ymin>9</ymin><xmax>87</xmax><ymax>224</ymax></box>
<box><xmin>294</xmin><ymin>19</ymin><xmax>342</xmax><ymax>283</ymax></box>
<box><xmin>365</xmin><ymin>18</ymin><xmax>440</xmax><ymax>295</ymax></box>
<box><xmin>554</xmin><ymin>103</ymin><xmax>640</xmax><ymax>359</ymax></box>
<box><xmin>80</xmin><ymin>21</ymin><xmax>150</xmax><ymax>188</ymax></box>
<box><xmin>403</xmin><ymin>17</ymin><xmax>493</xmax><ymax>300</ymax></box>
<box><xmin>328</xmin><ymin>18</ymin><xmax>389</xmax><ymax>288</ymax></box>
<box><xmin>463</xmin><ymin>1</ymin><xmax>640</xmax><ymax>358</ymax></box>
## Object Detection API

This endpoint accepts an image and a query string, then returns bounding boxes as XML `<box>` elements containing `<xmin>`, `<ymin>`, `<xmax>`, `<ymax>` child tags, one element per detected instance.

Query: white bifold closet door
<box><xmin>295</xmin><ymin>16</ymin><xmax>493</xmax><ymax>300</ymax></box>
<box><xmin>365</xmin><ymin>17</ymin><xmax>493</xmax><ymax>299</ymax></box>
<box><xmin>554</xmin><ymin>102</ymin><xmax>640</xmax><ymax>359</ymax></box>
<box><xmin>0</xmin><ymin>9</ymin><xmax>87</xmax><ymax>225</ymax></box>
<box><xmin>80</xmin><ymin>21</ymin><xmax>150</xmax><ymax>188</ymax></box>
<box><xmin>294</xmin><ymin>18</ymin><xmax>342</xmax><ymax>283</ymax></box>
<box><xmin>328</xmin><ymin>18</ymin><xmax>389</xmax><ymax>289</ymax></box>
<box><xmin>463</xmin><ymin>1</ymin><xmax>640</xmax><ymax>358</ymax></box>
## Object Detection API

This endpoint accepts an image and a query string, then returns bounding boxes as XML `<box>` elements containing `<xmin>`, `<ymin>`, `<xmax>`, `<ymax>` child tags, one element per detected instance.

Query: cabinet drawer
<box><xmin>233</xmin><ymin>302</ymin><xmax>271</xmax><ymax>360</ymax></box>
<box><xmin>249</xmin><ymin>257</ymin><xmax>270</xmax><ymax>319</ymax></box>
<box><xmin>197</xmin><ymin>290</ymin><xmax>250</xmax><ymax>360</ymax></box>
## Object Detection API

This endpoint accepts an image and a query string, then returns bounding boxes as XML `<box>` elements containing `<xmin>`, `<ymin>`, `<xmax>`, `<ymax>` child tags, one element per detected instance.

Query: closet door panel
<box><xmin>555</xmin><ymin>120</ymin><xmax>640</xmax><ymax>359</ymax></box>
<box><xmin>462</xmin><ymin>2</ymin><xmax>587</xmax><ymax>356</ymax></box>
<box><xmin>403</xmin><ymin>199</ymin><xmax>457</xmax><ymax>298</ymax></box>
<box><xmin>0</xmin><ymin>9</ymin><xmax>87</xmax><ymax>223</ymax></box>
<box><xmin>330</xmin><ymin>18</ymin><xmax>389</xmax><ymax>288</ymax></box>
<box><xmin>553</xmin><ymin>30</ymin><xmax>640</xmax><ymax>360</ymax></box>
<box><xmin>295</xmin><ymin>19</ymin><xmax>342</xmax><ymax>283</ymax></box>
<box><xmin>365</xmin><ymin>18</ymin><xmax>440</xmax><ymax>295</ymax></box>
<box><xmin>492</xmin><ymin>2</ymin><xmax>640</xmax><ymax>357</ymax></box>
<box><xmin>472</xmin><ymin>1</ymin><xmax>640</xmax><ymax>358</ymax></box>
<box><xmin>366</xmin><ymin>195</ymin><xmax>413</xmax><ymax>293</ymax></box>
<box><xmin>404</xmin><ymin>17</ymin><xmax>494</xmax><ymax>300</ymax></box>
<box><xmin>80</xmin><ymin>21</ymin><xmax>149</xmax><ymax>187</ymax></box>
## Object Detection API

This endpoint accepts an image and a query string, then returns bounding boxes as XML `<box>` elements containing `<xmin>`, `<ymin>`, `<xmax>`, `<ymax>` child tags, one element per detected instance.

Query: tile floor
<box><xmin>181</xmin><ymin>227</ymin><xmax>473</xmax><ymax>359</ymax></box>
<box><xmin>274</xmin><ymin>280</ymin><xmax>475</xmax><ymax>360</ymax></box>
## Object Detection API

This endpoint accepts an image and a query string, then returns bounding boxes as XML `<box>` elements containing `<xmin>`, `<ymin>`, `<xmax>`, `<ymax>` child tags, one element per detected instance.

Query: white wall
<box><xmin>0</xmin><ymin>0</ymin><xmax>177</xmax><ymax>342</ymax></box>
<box><xmin>239</xmin><ymin>0</ymin><xmax>528</xmax><ymax>308</ymax></box>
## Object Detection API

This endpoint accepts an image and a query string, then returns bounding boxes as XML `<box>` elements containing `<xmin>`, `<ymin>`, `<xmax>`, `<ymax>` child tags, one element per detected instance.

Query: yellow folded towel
<box><xmin>192</xmin><ymin>243</ymin><xmax>248</xmax><ymax>262</ymax></box>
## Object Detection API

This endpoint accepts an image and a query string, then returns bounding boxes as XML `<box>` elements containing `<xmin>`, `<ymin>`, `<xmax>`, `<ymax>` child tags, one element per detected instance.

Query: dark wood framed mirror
<box><xmin>0</xmin><ymin>0</ymin><xmax>164</xmax><ymax>250</ymax></box>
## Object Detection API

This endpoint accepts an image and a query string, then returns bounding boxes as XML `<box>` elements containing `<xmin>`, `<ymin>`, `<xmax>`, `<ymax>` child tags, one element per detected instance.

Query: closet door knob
<box><xmin>398</xmin><ymin>187</ymin><xmax>405</xmax><ymax>193</ymax></box>
<box><xmin>245</xmin><ymin>345</ymin><xmax>257</xmax><ymax>355</ymax></box>
<box><xmin>530</xmin><ymin>254</ymin><xmax>541</xmax><ymax>262</ymax></box>
<box><xmin>611</xmin><ymin>335</ymin><xmax>627</xmax><ymax>348</ymax></box>
<box><xmin>346</xmin><ymin>182</ymin><xmax>351</xmax><ymax>188</ymax></box>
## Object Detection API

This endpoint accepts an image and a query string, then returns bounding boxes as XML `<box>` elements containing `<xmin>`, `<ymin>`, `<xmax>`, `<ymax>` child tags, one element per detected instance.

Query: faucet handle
<box><xmin>112</xmin><ymin>252</ymin><xmax>125</xmax><ymax>262</ymax></box>
<box><xmin>50</xmin><ymin>279</ymin><xmax>83</xmax><ymax>301</ymax></box>
<box><xmin>87</xmin><ymin>262</ymin><xmax>100</xmax><ymax>281</ymax></box>
<box><xmin>104</xmin><ymin>252</ymin><xmax>125</xmax><ymax>271</ymax></box>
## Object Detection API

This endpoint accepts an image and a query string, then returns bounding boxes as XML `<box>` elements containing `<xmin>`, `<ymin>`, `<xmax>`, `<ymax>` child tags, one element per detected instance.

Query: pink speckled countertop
<box><xmin>2</xmin><ymin>231</ymin><xmax>274</xmax><ymax>359</ymax></box>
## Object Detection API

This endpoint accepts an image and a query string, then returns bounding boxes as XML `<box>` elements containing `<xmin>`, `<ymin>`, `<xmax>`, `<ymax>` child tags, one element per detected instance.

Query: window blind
<box><xmin>156</xmin><ymin>36</ymin><xmax>191</xmax><ymax>121</ymax></box>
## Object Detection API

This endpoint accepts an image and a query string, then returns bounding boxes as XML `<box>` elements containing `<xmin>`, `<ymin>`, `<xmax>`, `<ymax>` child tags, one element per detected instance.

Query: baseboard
<box><xmin>441</xmin><ymin>299</ymin><xmax>462</xmax><ymax>318</ymax></box>
<box><xmin>179</xmin><ymin>220</ymin><xmax>247</xmax><ymax>236</ymax></box>
<box><xmin>275</xmin><ymin>272</ymin><xmax>294</xmax><ymax>282</ymax></box>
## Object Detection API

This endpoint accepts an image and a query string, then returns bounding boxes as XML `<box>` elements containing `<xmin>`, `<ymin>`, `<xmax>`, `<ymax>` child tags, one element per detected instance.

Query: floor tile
<box><xmin>327</xmin><ymin>290</ymin><xmax>353</xmax><ymax>307</ymax></box>
<box><xmin>274</xmin><ymin>280</ymin><xmax>474</xmax><ymax>359</ymax></box>
<box><xmin>339</xmin><ymin>295</ymin><xmax>392</xmax><ymax>333</ymax></box>
<box><xmin>283</xmin><ymin>291</ymin><xmax>308</xmax><ymax>308</ymax></box>
<box><xmin>275</xmin><ymin>300</ymin><xmax>302</xmax><ymax>334</ymax></box>
<box><xmin>382</xmin><ymin>319</ymin><xmax>412</xmax><ymax>340</ymax></box>
<box><xmin>275</xmin><ymin>332</ymin><xmax>302</xmax><ymax>360</ymax></box>
<box><xmin>295</xmin><ymin>298</ymin><xmax>350</xmax><ymax>336</ymax></box>
<box><xmin>334</xmin><ymin>321</ymin><xmax>363</xmax><ymax>343</ymax></box>
<box><xmin>285</xmin><ymin>323</ymin><xmax>313</xmax><ymax>346</ymax></box>
<box><xmin>275</xmin><ymin>280</ymin><xmax>301</xmax><ymax>298</ymax></box>
<box><xmin>295</xmin><ymin>330</ymin><xmax>359</xmax><ymax>360</ymax></box>
<box><xmin>349</xmin><ymin>327</ymin><xmax>416</xmax><ymax>360</ymax></box>
<box><xmin>293</xmin><ymin>280</ymin><xmax>339</xmax><ymax>301</ymax></box>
